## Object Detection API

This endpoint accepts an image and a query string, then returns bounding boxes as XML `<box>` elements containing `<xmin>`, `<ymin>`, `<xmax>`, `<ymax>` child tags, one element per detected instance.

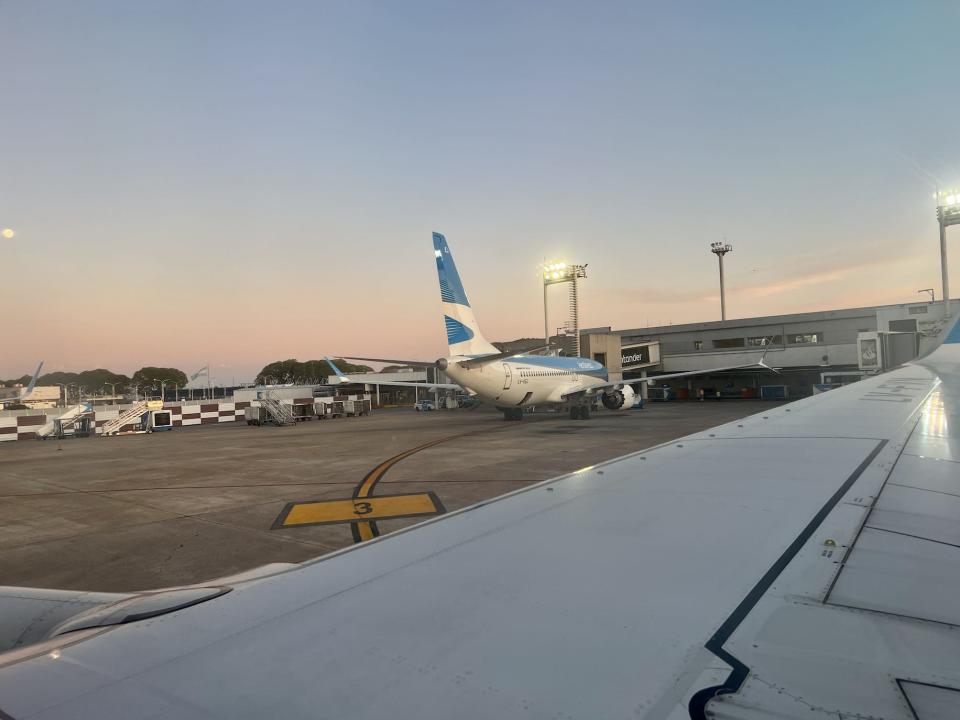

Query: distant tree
<box><xmin>2</xmin><ymin>375</ymin><xmax>32</xmax><ymax>388</ymax></box>
<box><xmin>2</xmin><ymin>368</ymin><xmax>131</xmax><ymax>393</ymax></box>
<box><xmin>330</xmin><ymin>359</ymin><xmax>373</xmax><ymax>374</ymax></box>
<box><xmin>131</xmin><ymin>367</ymin><xmax>188</xmax><ymax>390</ymax></box>
<box><xmin>255</xmin><ymin>359</ymin><xmax>302</xmax><ymax>385</ymax></box>
<box><xmin>36</xmin><ymin>371</ymin><xmax>81</xmax><ymax>386</ymax></box>
<box><xmin>255</xmin><ymin>358</ymin><xmax>373</xmax><ymax>385</ymax></box>
<box><xmin>77</xmin><ymin>369</ymin><xmax>131</xmax><ymax>393</ymax></box>
<box><xmin>380</xmin><ymin>365</ymin><xmax>414</xmax><ymax>373</ymax></box>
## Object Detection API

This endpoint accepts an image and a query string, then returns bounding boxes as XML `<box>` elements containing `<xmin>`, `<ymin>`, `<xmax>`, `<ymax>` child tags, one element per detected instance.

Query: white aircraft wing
<box><xmin>1</xmin><ymin>324</ymin><xmax>959</xmax><ymax>719</ymax></box>
<box><xmin>565</xmin><ymin>354</ymin><xmax>773</xmax><ymax>399</ymax></box>
<box><xmin>324</xmin><ymin>356</ymin><xmax>462</xmax><ymax>391</ymax></box>
<box><xmin>353</xmin><ymin>379</ymin><xmax>463</xmax><ymax>390</ymax></box>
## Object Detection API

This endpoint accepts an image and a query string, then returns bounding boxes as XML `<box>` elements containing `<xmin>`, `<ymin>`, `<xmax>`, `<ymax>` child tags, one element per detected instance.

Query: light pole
<box><xmin>153</xmin><ymin>379</ymin><xmax>167</xmax><ymax>402</ymax></box>
<box><xmin>936</xmin><ymin>190</ymin><xmax>960</xmax><ymax>317</ymax></box>
<box><xmin>103</xmin><ymin>382</ymin><xmax>120</xmax><ymax>401</ymax></box>
<box><xmin>918</xmin><ymin>288</ymin><xmax>935</xmax><ymax>303</ymax></box>
<box><xmin>710</xmin><ymin>242</ymin><xmax>734</xmax><ymax>321</ymax></box>
<box><xmin>542</xmin><ymin>261</ymin><xmax>588</xmax><ymax>356</ymax></box>
<box><xmin>55</xmin><ymin>383</ymin><xmax>68</xmax><ymax>407</ymax></box>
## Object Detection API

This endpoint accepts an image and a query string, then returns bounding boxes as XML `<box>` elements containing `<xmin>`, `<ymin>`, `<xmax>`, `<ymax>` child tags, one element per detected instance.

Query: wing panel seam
<box><xmin>687</xmin><ymin>439</ymin><xmax>887</xmax><ymax>720</ymax></box>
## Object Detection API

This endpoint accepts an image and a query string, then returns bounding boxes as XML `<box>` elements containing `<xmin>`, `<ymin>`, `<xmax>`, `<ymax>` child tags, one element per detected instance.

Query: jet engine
<box><xmin>601</xmin><ymin>386</ymin><xmax>637</xmax><ymax>410</ymax></box>
<box><xmin>602</xmin><ymin>390</ymin><xmax>624</xmax><ymax>410</ymax></box>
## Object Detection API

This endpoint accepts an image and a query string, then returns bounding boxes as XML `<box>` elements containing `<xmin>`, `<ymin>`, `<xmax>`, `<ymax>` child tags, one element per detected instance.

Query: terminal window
<box><xmin>693</xmin><ymin>341</ymin><xmax>703</xmax><ymax>350</ymax></box>
<box><xmin>787</xmin><ymin>332</ymin><xmax>824</xmax><ymax>344</ymax></box>
<box><xmin>713</xmin><ymin>338</ymin><xmax>745</xmax><ymax>349</ymax></box>
<box><xmin>747</xmin><ymin>335</ymin><xmax>782</xmax><ymax>346</ymax></box>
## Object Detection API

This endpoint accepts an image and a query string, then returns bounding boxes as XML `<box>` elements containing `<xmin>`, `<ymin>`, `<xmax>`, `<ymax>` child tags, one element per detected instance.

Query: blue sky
<box><xmin>2</xmin><ymin>1</ymin><xmax>958</xmax><ymax>381</ymax></box>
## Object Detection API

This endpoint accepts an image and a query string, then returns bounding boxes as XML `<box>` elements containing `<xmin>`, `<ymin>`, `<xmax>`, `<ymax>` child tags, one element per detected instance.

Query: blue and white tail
<box><xmin>323</xmin><ymin>357</ymin><xmax>351</xmax><ymax>385</ymax></box>
<box><xmin>22</xmin><ymin>362</ymin><xmax>43</xmax><ymax>401</ymax></box>
<box><xmin>433</xmin><ymin>232</ymin><xmax>499</xmax><ymax>357</ymax></box>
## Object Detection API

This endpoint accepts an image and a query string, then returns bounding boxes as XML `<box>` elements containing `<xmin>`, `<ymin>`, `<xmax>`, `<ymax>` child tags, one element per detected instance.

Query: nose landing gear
<box><xmin>499</xmin><ymin>407</ymin><xmax>524</xmax><ymax>421</ymax></box>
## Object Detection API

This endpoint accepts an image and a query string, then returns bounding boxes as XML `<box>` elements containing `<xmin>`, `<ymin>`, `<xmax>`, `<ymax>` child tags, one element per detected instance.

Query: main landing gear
<box><xmin>500</xmin><ymin>407</ymin><xmax>524</xmax><ymax>421</ymax></box>
<box><xmin>569</xmin><ymin>404</ymin><xmax>591</xmax><ymax>420</ymax></box>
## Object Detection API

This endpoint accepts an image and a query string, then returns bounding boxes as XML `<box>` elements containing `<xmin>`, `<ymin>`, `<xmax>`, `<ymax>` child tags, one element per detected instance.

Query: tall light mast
<box><xmin>936</xmin><ymin>190</ymin><xmax>960</xmax><ymax>317</ymax></box>
<box><xmin>542</xmin><ymin>261</ymin><xmax>588</xmax><ymax>355</ymax></box>
<box><xmin>710</xmin><ymin>241</ymin><xmax>733</xmax><ymax>321</ymax></box>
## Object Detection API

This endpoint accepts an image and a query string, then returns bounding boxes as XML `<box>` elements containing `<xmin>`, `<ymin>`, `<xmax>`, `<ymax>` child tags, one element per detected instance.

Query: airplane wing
<box><xmin>1</xmin><ymin>323</ymin><xmax>959</xmax><ymax>719</ymax></box>
<box><xmin>337</xmin><ymin>355</ymin><xmax>438</xmax><ymax>367</ymax></box>
<box><xmin>354</xmin><ymin>380</ymin><xmax>463</xmax><ymax>390</ymax></box>
<box><xmin>563</xmin><ymin>353</ymin><xmax>773</xmax><ymax>399</ymax></box>
<box><xmin>340</xmin><ymin>344</ymin><xmax>548</xmax><ymax>371</ymax></box>
<box><xmin>325</xmin><ymin>356</ymin><xmax>462</xmax><ymax>391</ymax></box>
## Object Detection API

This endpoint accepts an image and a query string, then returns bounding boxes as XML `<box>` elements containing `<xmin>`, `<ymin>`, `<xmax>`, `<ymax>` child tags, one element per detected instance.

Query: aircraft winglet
<box><xmin>756</xmin><ymin>350</ymin><xmax>780</xmax><ymax>375</ymax></box>
<box><xmin>324</xmin><ymin>357</ymin><xmax>350</xmax><ymax>383</ymax></box>
<box><xmin>21</xmin><ymin>361</ymin><xmax>43</xmax><ymax>401</ymax></box>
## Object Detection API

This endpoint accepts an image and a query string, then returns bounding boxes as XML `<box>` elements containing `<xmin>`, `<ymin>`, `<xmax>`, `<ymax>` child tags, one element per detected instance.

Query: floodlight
<box><xmin>1</xmin><ymin>229</ymin><xmax>13</xmax><ymax>239</ymax></box>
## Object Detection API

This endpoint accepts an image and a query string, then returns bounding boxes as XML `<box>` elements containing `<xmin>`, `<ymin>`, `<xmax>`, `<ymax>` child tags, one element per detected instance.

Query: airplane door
<box><xmin>502</xmin><ymin>363</ymin><xmax>512</xmax><ymax>390</ymax></box>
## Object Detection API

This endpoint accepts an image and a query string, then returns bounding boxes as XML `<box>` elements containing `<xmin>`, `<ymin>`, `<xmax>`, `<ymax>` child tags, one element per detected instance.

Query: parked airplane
<box><xmin>0</xmin><ymin>304</ymin><xmax>957</xmax><ymax>719</ymax></box>
<box><xmin>341</xmin><ymin>233</ymin><xmax>772</xmax><ymax>420</ymax></box>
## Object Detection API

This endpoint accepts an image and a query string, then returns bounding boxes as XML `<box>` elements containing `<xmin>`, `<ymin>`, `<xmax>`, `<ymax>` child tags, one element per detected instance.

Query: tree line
<box><xmin>255</xmin><ymin>359</ymin><xmax>375</xmax><ymax>385</ymax></box>
<box><xmin>3</xmin><ymin>358</ymin><xmax>409</xmax><ymax>391</ymax></box>
<box><xmin>2</xmin><ymin>367</ymin><xmax>188</xmax><ymax>391</ymax></box>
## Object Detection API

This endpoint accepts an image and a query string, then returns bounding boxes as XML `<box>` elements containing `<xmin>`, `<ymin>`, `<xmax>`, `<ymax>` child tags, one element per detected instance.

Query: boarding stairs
<box><xmin>37</xmin><ymin>403</ymin><xmax>93</xmax><ymax>439</ymax></box>
<box><xmin>260</xmin><ymin>392</ymin><xmax>295</xmax><ymax>426</ymax></box>
<box><xmin>101</xmin><ymin>401</ymin><xmax>150</xmax><ymax>436</ymax></box>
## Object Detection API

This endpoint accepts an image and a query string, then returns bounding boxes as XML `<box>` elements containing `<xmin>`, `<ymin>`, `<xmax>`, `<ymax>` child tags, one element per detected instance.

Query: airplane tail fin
<box><xmin>324</xmin><ymin>357</ymin><xmax>350</xmax><ymax>384</ymax></box>
<box><xmin>433</xmin><ymin>232</ymin><xmax>499</xmax><ymax>357</ymax></box>
<box><xmin>21</xmin><ymin>362</ymin><xmax>43</xmax><ymax>400</ymax></box>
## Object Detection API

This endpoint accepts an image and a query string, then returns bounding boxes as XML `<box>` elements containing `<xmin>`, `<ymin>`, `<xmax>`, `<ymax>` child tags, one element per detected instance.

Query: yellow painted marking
<box><xmin>280</xmin><ymin>493</ymin><xmax>443</xmax><ymax>528</ymax></box>
<box><xmin>352</xmin><ymin>435</ymin><xmax>469</xmax><ymax>540</ymax></box>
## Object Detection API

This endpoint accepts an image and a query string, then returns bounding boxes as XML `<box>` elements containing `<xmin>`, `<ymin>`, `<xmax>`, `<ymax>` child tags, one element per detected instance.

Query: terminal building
<box><xmin>345</xmin><ymin>300</ymin><xmax>955</xmax><ymax>404</ymax></box>
<box><xmin>580</xmin><ymin>300</ymin><xmax>955</xmax><ymax>399</ymax></box>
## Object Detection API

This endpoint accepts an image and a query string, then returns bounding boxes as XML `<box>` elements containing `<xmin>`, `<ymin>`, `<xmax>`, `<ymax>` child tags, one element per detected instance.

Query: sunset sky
<box><xmin>3</xmin><ymin>1</ymin><xmax>959</xmax><ymax>383</ymax></box>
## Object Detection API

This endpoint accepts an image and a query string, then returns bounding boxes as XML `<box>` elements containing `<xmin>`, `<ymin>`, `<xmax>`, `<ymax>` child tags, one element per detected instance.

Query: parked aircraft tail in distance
<box><xmin>21</xmin><ymin>361</ymin><xmax>43</xmax><ymax>401</ymax></box>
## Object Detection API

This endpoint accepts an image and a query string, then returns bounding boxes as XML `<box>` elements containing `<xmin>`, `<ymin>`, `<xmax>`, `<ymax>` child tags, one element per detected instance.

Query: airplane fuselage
<box><xmin>444</xmin><ymin>355</ymin><xmax>615</xmax><ymax>407</ymax></box>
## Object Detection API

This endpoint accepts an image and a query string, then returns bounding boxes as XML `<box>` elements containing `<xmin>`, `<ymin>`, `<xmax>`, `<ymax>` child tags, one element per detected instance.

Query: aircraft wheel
<box><xmin>580</xmin><ymin>405</ymin><xmax>591</xmax><ymax>420</ymax></box>
<box><xmin>569</xmin><ymin>405</ymin><xmax>580</xmax><ymax>420</ymax></box>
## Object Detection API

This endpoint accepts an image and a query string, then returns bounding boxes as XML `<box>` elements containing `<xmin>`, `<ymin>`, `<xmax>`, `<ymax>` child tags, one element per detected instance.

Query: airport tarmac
<box><xmin>0</xmin><ymin>401</ymin><xmax>783</xmax><ymax>592</ymax></box>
